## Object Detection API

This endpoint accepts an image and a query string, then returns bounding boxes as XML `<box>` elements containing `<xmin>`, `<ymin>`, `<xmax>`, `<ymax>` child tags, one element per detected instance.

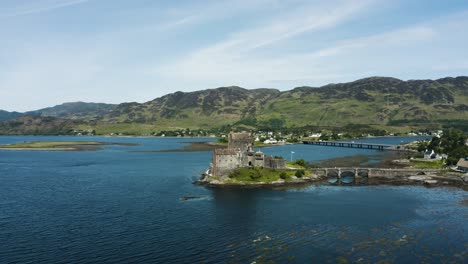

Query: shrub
<box><xmin>279</xmin><ymin>172</ymin><xmax>288</xmax><ymax>180</ymax></box>
<box><xmin>218</xmin><ymin>137</ymin><xmax>228</xmax><ymax>143</ymax></box>
<box><xmin>228</xmin><ymin>170</ymin><xmax>241</xmax><ymax>178</ymax></box>
<box><xmin>249</xmin><ymin>168</ymin><xmax>262</xmax><ymax>180</ymax></box>
<box><xmin>295</xmin><ymin>159</ymin><xmax>306</xmax><ymax>167</ymax></box>
<box><xmin>295</xmin><ymin>170</ymin><xmax>305</xmax><ymax>178</ymax></box>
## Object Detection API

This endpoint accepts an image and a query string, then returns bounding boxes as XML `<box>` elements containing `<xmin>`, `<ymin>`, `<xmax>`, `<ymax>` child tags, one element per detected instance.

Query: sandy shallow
<box><xmin>0</xmin><ymin>142</ymin><xmax>137</xmax><ymax>151</ymax></box>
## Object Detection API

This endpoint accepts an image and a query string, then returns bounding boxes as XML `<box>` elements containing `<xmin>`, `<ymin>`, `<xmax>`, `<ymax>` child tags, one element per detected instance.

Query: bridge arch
<box><xmin>327</xmin><ymin>169</ymin><xmax>339</xmax><ymax>184</ymax></box>
<box><xmin>357</xmin><ymin>169</ymin><xmax>369</xmax><ymax>184</ymax></box>
<box><xmin>340</xmin><ymin>170</ymin><xmax>355</xmax><ymax>184</ymax></box>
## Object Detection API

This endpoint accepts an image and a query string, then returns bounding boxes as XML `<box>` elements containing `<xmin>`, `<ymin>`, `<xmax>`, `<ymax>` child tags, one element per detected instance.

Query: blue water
<box><xmin>262</xmin><ymin>136</ymin><xmax>430</xmax><ymax>166</ymax></box>
<box><xmin>0</xmin><ymin>136</ymin><xmax>466</xmax><ymax>263</ymax></box>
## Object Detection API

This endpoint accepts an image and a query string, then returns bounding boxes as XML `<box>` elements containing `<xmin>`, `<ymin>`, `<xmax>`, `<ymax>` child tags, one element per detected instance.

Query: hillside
<box><xmin>0</xmin><ymin>116</ymin><xmax>80</xmax><ymax>135</ymax></box>
<box><xmin>90</xmin><ymin>76</ymin><xmax>468</xmax><ymax>133</ymax></box>
<box><xmin>0</xmin><ymin>110</ymin><xmax>24</xmax><ymax>122</ymax></box>
<box><xmin>258</xmin><ymin>76</ymin><xmax>468</xmax><ymax>128</ymax></box>
<box><xmin>1</xmin><ymin>76</ymin><xmax>467</xmax><ymax>135</ymax></box>
<box><xmin>26</xmin><ymin>102</ymin><xmax>116</xmax><ymax>120</ymax></box>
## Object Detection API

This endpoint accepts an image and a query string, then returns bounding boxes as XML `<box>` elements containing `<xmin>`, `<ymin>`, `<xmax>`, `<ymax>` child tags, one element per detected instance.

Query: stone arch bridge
<box><xmin>310</xmin><ymin>168</ymin><xmax>442</xmax><ymax>184</ymax></box>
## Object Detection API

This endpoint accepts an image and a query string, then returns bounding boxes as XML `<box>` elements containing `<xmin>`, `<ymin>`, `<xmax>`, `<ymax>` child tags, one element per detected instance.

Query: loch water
<box><xmin>0</xmin><ymin>136</ymin><xmax>466</xmax><ymax>263</ymax></box>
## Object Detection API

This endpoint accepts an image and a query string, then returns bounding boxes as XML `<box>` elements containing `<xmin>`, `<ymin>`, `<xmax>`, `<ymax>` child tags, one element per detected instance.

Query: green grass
<box><xmin>226</xmin><ymin>167</ymin><xmax>298</xmax><ymax>183</ymax></box>
<box><xmin>409</xmin><ymin>160</ymin><xmax>445</xmax><ymax>169</ymax></box>
<box><xmin>285</xmin><ymin>161</ymin><xmax>305</xmax><ymax>169</ymax></box>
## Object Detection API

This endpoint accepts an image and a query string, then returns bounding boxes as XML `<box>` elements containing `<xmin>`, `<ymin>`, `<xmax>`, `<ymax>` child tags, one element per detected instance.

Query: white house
<box><xmin>264</xmin><ymin>138</ymin><xmax>278</xmax><ymax>144</ymax></box>
<box><xmin>424</xmin><ymin>149</ymin><xmax>436</xmax><ymax>159</ymax></box>
<box><xmin>424</xmin><ymin>149</ymin><xmax>446</xmax><ymax>160</ymax></box>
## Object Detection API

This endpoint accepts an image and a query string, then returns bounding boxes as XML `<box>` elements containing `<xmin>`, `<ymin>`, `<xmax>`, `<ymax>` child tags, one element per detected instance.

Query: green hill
<box><xmin>1</xmin><ymin>76</ymin><xmax>467</xmax><ymax>135</ymax></box>
<box><xmin>91</xmin><ymin>76</ymin><xmax>468</xmax><ymax>133</ymax></box>
<box><xmin>0</xmin><ymin>110</ymin><xmax>24</xmax><ymax>122</ymax></box>
<box><xmin>257</xmin><ymin>76</ymin><xmax>468</xmax><ymax>128</ymax></box>
<box><xmin>26</xmin><ymin>102</ymin><xmax>116</xmax><ymax>120</ymax></box>
<box><xmin>0</xmin><ymin>116</ymin><xmax>80</xmax><ymax>135</ymax></box>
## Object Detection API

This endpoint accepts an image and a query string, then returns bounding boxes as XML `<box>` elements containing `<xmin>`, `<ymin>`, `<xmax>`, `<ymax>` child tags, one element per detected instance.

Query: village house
<box><xmin>456</xmin><ymin>157</ymin><xmax>468</xmax><ymax>172</ymax></box>
<box><xmin>210</xmin><ymin>131</ymin><xmax>285</xmax><ymax>177</ymax></box>
<box><xmin>263</xmin><ymin>138</ymin><xmax>278</xmax><ymax>144</ymax></box>
<box><xmin>423</xmin><ymin>149</ymin><xmax>445</xmax><ymax>160</ymax></box>
<box><xmin>310</xmin><ymin>133</ymin><xmax>322</xmax><ymax>138</ymax></box>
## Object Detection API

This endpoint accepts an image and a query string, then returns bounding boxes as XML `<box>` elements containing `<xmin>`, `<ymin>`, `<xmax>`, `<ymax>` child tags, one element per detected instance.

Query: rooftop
<box><xmin>457</xmin><ymin>158</ymin><xmax>468</xmax><ymax>168</ymax></box>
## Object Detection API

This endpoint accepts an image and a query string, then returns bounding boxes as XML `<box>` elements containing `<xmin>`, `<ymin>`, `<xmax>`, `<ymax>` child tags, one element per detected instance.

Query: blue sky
<box><xmin>1</xmin><ymin>0</ymin><xmax>468</xmax><ymax>111</ymax></box>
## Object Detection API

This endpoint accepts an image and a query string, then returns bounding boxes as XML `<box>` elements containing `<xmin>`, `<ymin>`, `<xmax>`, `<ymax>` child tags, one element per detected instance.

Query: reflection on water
<box><xmin>0</xmin><ymin>136</ymin><xmax>465</xmax><ymax>263</ymax></box>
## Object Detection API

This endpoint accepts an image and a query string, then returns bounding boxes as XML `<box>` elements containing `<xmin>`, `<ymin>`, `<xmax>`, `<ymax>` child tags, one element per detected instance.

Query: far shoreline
<box><xmin>0</xmin><ymin>141</ymin><xmax>138</xmax><ymax>151</ymax></box>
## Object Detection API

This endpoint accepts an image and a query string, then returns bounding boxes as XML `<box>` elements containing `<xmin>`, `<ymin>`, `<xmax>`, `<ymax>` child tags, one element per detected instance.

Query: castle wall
<box><xmin>213</xmin><ymin>149</ymin><xmax>241</xmax><ymax>177</ymax></box>
<box><xmin>212</xmin><ymin>131</ymin><xmax>286</xmax><ymax>177</ymax></box>
<box><xmin>263</xmin><ymin>156</ymin><xmax>286</xmax><ymax>169</ymax></box>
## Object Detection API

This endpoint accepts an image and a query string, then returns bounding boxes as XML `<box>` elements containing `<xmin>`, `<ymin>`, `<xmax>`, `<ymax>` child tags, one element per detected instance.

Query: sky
<box><xmin>1</xmin><ymin>0</ymin><xmax>468</xmax><ymax>112</ymax></box>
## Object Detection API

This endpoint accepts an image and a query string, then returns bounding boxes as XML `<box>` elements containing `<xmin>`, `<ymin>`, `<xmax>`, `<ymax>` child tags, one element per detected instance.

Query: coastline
<box><xmin>196</xmin><ymin>168</ymin><xmax>468</xmax><ymax>191</ymax></box>
<box><xmin>0</xmin><ymin>142</ymin><xmax>138</xmax><ymax>151</ymax></box>
<box><xmin>195</xmin><ymin>173</ymin><xmax>468</xmax><ymax>190</ymax></box>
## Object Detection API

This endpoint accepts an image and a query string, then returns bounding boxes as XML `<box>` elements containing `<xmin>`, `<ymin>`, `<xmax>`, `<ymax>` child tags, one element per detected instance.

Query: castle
<box><xmin>210</xmin><ymin>132</ymin><xmax>285</xmax><ymax>177</ymax></box>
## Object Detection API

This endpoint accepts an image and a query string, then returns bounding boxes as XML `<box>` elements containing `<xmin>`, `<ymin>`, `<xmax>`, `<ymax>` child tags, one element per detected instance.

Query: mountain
<box><xmin>27</xmin><ymin>102</ymin><xmax>116</xmax><ymax>120</ymax></box>
<box><xmin>93</xmin><ymin>76</ymin><xmax>468</xmax><ymax>133</ymax></box>
<box><xmin>0</xmin><ymin>116</ymin><xmax>80</xmax><ymax>135</ymax></box>
<box><xmin>0</xmin><ymin>110</ymin><xmax>24</xmax><ymax>122</ymax></box>
<box><xmin>257</xmin><ymin>76</ymin><xmax>468</xmax><ymax>128</ymax></box>
<box><xmin>1</xmin><ymin>76</ymin><xmax>467</xmax><ymax>135</ymax></box>
<box><xmin>101</xmin><ymin>86</ymin><xmax>280</xmax><ymax>125</ymax></box>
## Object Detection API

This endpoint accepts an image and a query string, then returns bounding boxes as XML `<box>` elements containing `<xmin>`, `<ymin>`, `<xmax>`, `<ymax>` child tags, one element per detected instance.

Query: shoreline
<box><xmin>195</xmin><ymin>175</ymin><xmax>468</xmax><ymax>191</ymax></box>
<box><xmin>0</xmin><ymin>142</ymin><xmax>138</xmax><ymax>151</ymax></box>
<box><xmin>196</xmin><ymin>169</ymin><xmax>468</xmax><ymax>191</ymax></box>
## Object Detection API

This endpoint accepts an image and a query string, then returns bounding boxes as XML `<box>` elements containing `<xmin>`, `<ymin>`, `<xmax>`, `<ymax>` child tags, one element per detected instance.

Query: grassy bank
<box><xmin>225</xmin><ymin>167</ymin><xmax>308</xmax><ymax>183</ymax></box>
<box><xmin>409</xmin><ymin>159</ymin><xmax>446</xmax><ymax>169</ymax></box>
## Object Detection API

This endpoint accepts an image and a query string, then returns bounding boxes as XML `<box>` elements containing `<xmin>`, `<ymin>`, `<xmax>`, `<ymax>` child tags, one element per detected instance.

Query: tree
<box><xmin>280</xmin><ymin>172</ymin><xmax>288</xmax><ymax>180</ymax></box>
<box><xmin>417</xmin><ymin>140</ymin><xmax>428</xmax><ymax>152</ymax></box>
<box><xmin>430</xmin><ymin>129</ymin><xmax>468</xmax><ymax>165</ymax></box>
<box><xmin>295</xmin><ymin>159</ymin><xmax>306</xmax><ymax>167</ymax></box>
<box><xmin>331</xmin><ymin>132</ymin><xmax>340</xmax><ymax>140</ymax></box>
<box><xmin>295</xmin><ymin>170</ymin><xmax>305</xmax><ymax>178</ymax></box>
<box><xmin>249</xmin><ymin>167</ymin><xmax>263</xmax><ymax>180</ymax></box>
<box><xmin>428</xmin><ymin>136</ymin><xmax>441</xmax><ymax>153</ymax></box>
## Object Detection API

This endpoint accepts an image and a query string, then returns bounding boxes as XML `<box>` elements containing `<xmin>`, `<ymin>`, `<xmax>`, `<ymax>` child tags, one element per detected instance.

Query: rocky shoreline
<box><xmin>195</xmin><ymin>171</ymin><xmax>468</xmax><ymax>191</ymax></box>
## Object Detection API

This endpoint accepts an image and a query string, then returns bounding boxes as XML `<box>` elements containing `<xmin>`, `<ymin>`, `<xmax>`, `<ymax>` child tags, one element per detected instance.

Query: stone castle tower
<box><xmin>228</xmin><ymin>131</ymin><xmax>253</xmax><ymax>152</ymax></box>
<box><xmin>210</xmin><ymin>131</ymin><xmax>285</xmax><ymax>177</ymax></box>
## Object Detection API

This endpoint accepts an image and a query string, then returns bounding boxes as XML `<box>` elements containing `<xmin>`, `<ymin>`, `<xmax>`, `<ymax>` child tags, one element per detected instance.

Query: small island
<box><xmin>197</xmin><ymin>132</ymin><xmax>468</xmax><ymax>189</ymax></box>
<box><xmin>0</xmin><ymin>141</ymin><xmax>137</xmax><ymax>151</ymax></box>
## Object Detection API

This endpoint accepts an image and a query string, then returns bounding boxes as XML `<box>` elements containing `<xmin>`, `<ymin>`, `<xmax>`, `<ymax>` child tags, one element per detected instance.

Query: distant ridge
<box><xmin>1</xmin><ymin>76</ymin><xmax>467</xmax><ymax>134</ymax></box>
<box><xmin>0</xmin><ymin>110</ymin><xmax>23</xmax><ymax>122</ymax></box>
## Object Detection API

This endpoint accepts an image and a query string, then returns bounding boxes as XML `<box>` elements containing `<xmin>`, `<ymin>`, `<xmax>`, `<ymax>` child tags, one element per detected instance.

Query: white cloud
<box><xmin>0</xmin><ymin>0</ymin><xmax>92</xmax><ymax>18</ymax></box>
<box><xmin>305</xmin><ymin>26</ymin><xmax>437</xmax><ymax>59</ymax></box>
<box><xmin>153</xmin><ymin>3</ymin><xmax>461</xmax><ymax>90</ymax></box>
<box><xmin>0</xmin><ymin>1</ymin><xmax>467</xmax><ymax>111</ymax></box>
<box><xmin>153</xmin><ymin>0</ymin><xmax>379</xmax><ymax>86</ymax></box>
